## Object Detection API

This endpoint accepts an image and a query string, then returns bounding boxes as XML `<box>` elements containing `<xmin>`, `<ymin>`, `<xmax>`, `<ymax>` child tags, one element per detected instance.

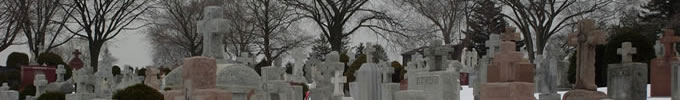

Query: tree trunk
<box><xmin>89</xmin><ymin>42</ymin><xmax>103</xmax><ymax>72</ymax></box>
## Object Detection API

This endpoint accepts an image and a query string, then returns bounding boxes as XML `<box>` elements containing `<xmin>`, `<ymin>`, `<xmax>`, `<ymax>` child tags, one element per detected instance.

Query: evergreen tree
<box><xmin>310</xmin><ymin>35</ymin><xmax>350</xmax><ymax>61</ymax></box>
<box><xmin>462</xmin><ymin>0</ymin><xmax>507</xmax><ymax>57</ymax></box>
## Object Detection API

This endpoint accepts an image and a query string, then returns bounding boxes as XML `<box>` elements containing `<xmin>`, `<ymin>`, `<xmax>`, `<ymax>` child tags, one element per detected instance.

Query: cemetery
<box><xmin>0</xmin><ymin>0</ymin><xmax>679</xmax><ymax>100</ymax></box>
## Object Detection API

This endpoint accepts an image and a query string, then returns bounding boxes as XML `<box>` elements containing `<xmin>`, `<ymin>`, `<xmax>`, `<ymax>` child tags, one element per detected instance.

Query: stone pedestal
<box><xmin>487</xmin><ymin>64</ymin><xmax>534</xmax><ymax>83</ymax></box>
<box><xmin>539</xmin><ymin>93</ymin><xmax>560</xmax><ymax>100</ymax></box>
<box><xmin>183</xmin><ymin>57</ymin><xmax>217</xmax><ymax>89</ymax></box>
<box><xmin>163</xmin><ymin>89</ymin><xmax>232</xmax><ymax>100</ymax></box>
<box><xmin>66</xmin><ymin>93</ymin><xmax>95</xmax><ymax>100</ymax></box>
<box><xmin>672</xmin><ymin>61</ymin><xmax>680</xmax><ymax>100</ymax></box>
<box><xmin>408</xmin><ymin>70</ymin><xmax>459</xmax><ymax>100</ymax></box>
<box><xmin>394</xmin><ymin>90</ymin><xmax>426</xmax><ymax>100</ymax></box>
<box><xmin>562</xmin><ymin>89</ymin><xmax>607</xmax><ymax>100</ymax></box>
<box><xmin>381</xmin><ymin>83</ymin><xmax>400</xmax><ymax>100</ymax></box>
<box><xmin>651</xmin><ymin>58</ymin><xmax>673</xmax><ymax>97</ymax></box>
<box><xmin>480</xmin><ymin>82</ymin><xmax>535</xmax><ymax>100</ymax></box>
<box><xmin>607</xmin><ymin>63</ymin><xmax>647</xmax><ymax>100</ymax></box>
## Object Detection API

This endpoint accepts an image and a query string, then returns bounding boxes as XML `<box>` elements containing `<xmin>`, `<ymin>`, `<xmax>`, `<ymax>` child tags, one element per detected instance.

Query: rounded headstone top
<box><xmin>216</xmin><ymin>64</ymin><xmax>261</xmax><ymax>92</ymax></box>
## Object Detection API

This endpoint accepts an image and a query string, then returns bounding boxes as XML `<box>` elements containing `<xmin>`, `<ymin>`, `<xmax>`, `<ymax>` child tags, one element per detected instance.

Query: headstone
<box><xmin>34</xmin><ymin>74</ymin><xmax>48</xmax><ymax>97</ymax></box>
<box><xmin>563</xmin><ymin>19</ymin><xmax>608</xmax><ymax>100</ymax></box>
<box><xmin>381</xmin><ymin>62</ymin><xmax>394</xmax><ymax>83</ymax></box>
<box><xmin>198</xmin><ymin>6</ymin><xmax>230</xmax><ymax>60</ymax></box>
<box><xmin>357</xmin><ymin>43</ymin><xmax>383</xmax><ymax>100</ymax></box>
<box><xmin>310</xmin><ymin>51</ymin><xmax>345</xmax><ymax>100</ymax></box>
<box><xmin>536</xmin><ymin>55</ymin><xmax>560</xmax><ymax>100</ymax></box>
<box><xmin>236</xmin><ymin>52</ymin><xmax>254</xmax><ymax>66</ymax></box>
<box><xmin>607</xmin><ymin>42</ymin><xmax>648</xmax><ymax>100</ymax></box>
<box><xmin>292</xmin><ymin>48</ymin><xmax>307</xmax><ymax>76</ymax></box>
<box><xmin>144</xmin><ymin>68</ymin><xmax>161</xmax><ymax>90</ymax></box>
<box><xmin>485</xmin><ymin>34</ymin><xmax>501</xmax><ymax>57</ymax></box>
<box><xmin>481</xmin><ymin>26</ymin><xmax>535</xmax><ymax>100</ymax></box>
<box><xmin>651</xmin><ymin>29</ymin><xmax>680</xmax><ymax>97</ymax></box>
<box><xmin>331</xmin><ymin>71</ymin><xmax>347</xmax><ymax>96</ymax></box>
<box><xmin>423</xmin><ymin>40</ymin><xmax>453</xmax><ymax>71</ymax></box>
<box><xmin>56</xmin><ymin>65</ymin><xmax>66</xmax><ymax>82</ymax></box>
<box><xmin>0</xmin><ymin>83</ymin><xmax>19</xmax><ymax>100</ymax></box>
<box><xmin>69</xmin><ymin>50</ymin><xmax>84</xmax><ymax>70</ymax></box>
<box><xmin>66</xmin><ymin>67</ymin><xmax>95</xmax><ymax>100</ymax></box>
<box><xmin>394</xmin><ymin>90</ymin><xmax>426</xmax><ymax>100</ymax></box>
<box><xmin>673</xmin><ymin>61</ymin><xmax>680</xmax><ymax>100</ymax></box>
<box><xmin>162</xmin><ymin>56</ymin><xmax>232</xmax><ymax>100</ymax></box>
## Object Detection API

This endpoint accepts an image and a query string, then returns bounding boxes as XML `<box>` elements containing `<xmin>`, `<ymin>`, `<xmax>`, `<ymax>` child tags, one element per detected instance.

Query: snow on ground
<box><xmin>460</xmin><ymin>85</ymin><xmax>671</xmax><ymax>100</ymax></box>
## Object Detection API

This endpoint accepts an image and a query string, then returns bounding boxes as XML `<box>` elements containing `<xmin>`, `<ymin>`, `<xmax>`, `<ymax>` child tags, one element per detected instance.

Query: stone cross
<box><xmin>381</xmin><ymin>62</ymin><xmax>395</xmax><ymax>82</ymax></box>
<box><xmin>365</xmin><ymin>43</ymin><xmax>377</xmax><ymax>63</ymax></box>
<box><xmin>661</xmin><ymin>29</ymin><xmax>680</xmax><ymax>58</ymax></box>
<box><xmin>567</xmin><ymin>19</ymin><xmax>607</xmax><ymax>90</ymax></box>
<box><xmin>198</xmin><ymin>6</ymin><xmax>230</xmax><ymax>60</ymax></box>
<box><xmin>292</xmin><ymin>48</ymin><xmax>307</xmax><ymax>76</ymax></box>
<box><xmin>73</xmin><ymin>50</ymin><xmax>82</xmax><ymax>57</ymax></box>
<box><xmin>502</xmin><ymin>27</ymin><xmax>522</xmax><ymax>41</ymax></box>
<box><xmin>485</xmin><ymin>34</ymin><xmax>501</xmax><ymax>57</ymax></box>
<box><xmin>34</xmin><ymin>74</ymin><xmax>48</xmax><ymax>96</ymax></box>
<box><xmin>236</xmin><ymin>52</ymin><xmax>253</xmax><ymax>66</ymax></box>
<box><xmin>330</xmin><ymin>71</ymin><xmax>346</xmax><ymax>96</ymax></box>
<box><xmin>424</xmin><ymin>40</ymin><xmax>454</xmax><ymax>71</ymax></box>
<box><xmin>617</xmin><ymin>42</ymin><xmax>637</xmax><ymax>63</ymax></box>
<box><xmin>1</xmin><ymin>83</ymin><xmax>9</xmax><ymax>91</ymax></box>
<box><xmin>56</xmin><ymin>65</ymin><xmax>66</xmax><ymax>82</ymax></box>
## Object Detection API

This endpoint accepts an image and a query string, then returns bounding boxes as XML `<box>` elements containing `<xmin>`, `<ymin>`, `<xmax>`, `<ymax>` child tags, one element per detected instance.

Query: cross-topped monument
<box><xmin>330</xmin><ymin>71</ymin><xmax>346</xmax><ymax>96</ymax></box>
<box><xmin>661</xmin><ymin>29</ymin><xmax>680</xmax><ymax>58</ymax></box>
<box><xmin>617</xmin><ymin>42</ymin><xmax>637</xmax><ymax>63</ymax></box>
<box><xmin>236</xmin><ymin>52</ymin><xmax>253</xmax><ymax>66</ymax></box>
<box><xmin>567</xmin><ymin>19</ymin><xmax>607</xmax><ymax>91</ymax></box>
<box><xmin>292</xmin><ymin>48</ymin><xmax>307</xmax><ymax>76</ymax></box>
<box><xmin>424</xmin><ymin>40</ymin><xmax>454</xmax><ymax>71</ymax></box>
<box><xmin>198</xmin><ymin>6</ymin><xmax>231</xmax><ymax>60</ymax></box>
<box><xmin>491</xmin><ymin>27</ymin><xmax>524</xmax><ymax>82</ymax></box>
<box><xmin>485</xmin><ymin>34</ymin><xmax>500</xmax><ymax>57</ymax></box>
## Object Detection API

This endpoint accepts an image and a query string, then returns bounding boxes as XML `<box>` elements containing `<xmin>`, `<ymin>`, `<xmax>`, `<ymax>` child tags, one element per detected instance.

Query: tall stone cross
<box><xmin>364</xmin><ymin>43</ymin><xmax>377</xmax><ymax>63</ymax></box>
<box><xmin>73</xmin><ymin>50</ymin><xmax>82</xmax><ymax>58</ymax></box>
<box><xmin>661</xmin><ymin>29</ymin><xmax>680</xmax><ymax>58</ymax></box>
<box><xmin>198</xmin><ymin>6</ymin><xmax>230</xmax><ymax>60</ymax></box>
<box><xmin>617</xmin><ymin>42</ymin><xmax>637</xmax><ymax>63</ymax></box>
<box><xmin>424</xmin><ymin>40</ymin><xmax>454</xmax><ymax>71</ymax></box>
<box><xmin>485</xmin><ymin>34</ymin><xmax>501</xmax><ymax>57</ymax></box>
<box><xmin>56</xmin><ymin>65</ymin><xmax>66</xmax><ymax>82</ymax></box>
<box><xmin>236</xmin><ymin>52</ymin><xmax>253</xmax><ymax>66</ymax></box>
<box><xmin>492</xmin><ymin>28</ymin><xmax>524</xmax><ymax>81</ymax></box>
<box><xmin>330</xmin><ymin>71</ymin><xmax>346</xmax><ymax>96</ymax></box>
<box><xmin>292</xmin><ymin>49</ymin><xmax>307</xmax><ymax>76</ymax></box>
<box><xmin>567</xmin><ymin>19</ymin><xmax>607</xmax><ymax>90</ymax></box>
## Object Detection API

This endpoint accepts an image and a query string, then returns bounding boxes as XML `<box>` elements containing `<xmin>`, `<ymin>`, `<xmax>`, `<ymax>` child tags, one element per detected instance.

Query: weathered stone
<box><xmin>394</xmin><ymin>90</ymin><xmax>426</xmax><ymax>100</ymax></box>
<box><xmin>480</xmin><ymin>82</ymin><xmax>535</xmax><ymax>100</ymax></box>
<box><xmin>672</xmin><ymin>61</ymin><xmax>680</xmax><ymax>100</ymax></box>
<box><xmin>651</xmin><ymin>29</ymin><xmax>680</xmax><ymax>97</ymax></box>
<box><xmin>183</xmin><ymin>57</ymin><xmax>217</xmax><ymax>89</ymax></box>
<box><xmin>607</xmin><ymin>63</ymin><xmax>647</xmax><ymax>100</ymax></box>
<box><xmin>0</xmin><ymin>83</ymin><xmax>19</xmax><ymax>100</ymax></box>
<box><xmin>198</xmin><ymin>6</ymin><xmax>230</xmax><ymax>60</ymax></box>
<box><xmin>381</xmin><ymin>83</ymin><xmax>400</xmax><ymax>100</ymax></box>
<box><xmin>562</xmin><ymin>89</ymin><xmax>607</xmax><ymax>100</ymax></box>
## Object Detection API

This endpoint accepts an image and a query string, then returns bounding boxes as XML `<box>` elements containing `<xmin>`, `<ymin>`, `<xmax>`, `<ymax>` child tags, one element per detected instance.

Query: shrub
<box><xmin>20</xmin><ymin>85</ymin><xmax>36</xmax><ymax>100</ymax></box>
<box><xmin>37</xmin><ymin>92</ymin><xmax>65</xmax><ymax>100</ymax></box>
<box><xmin>391</xmin><ymin>61</ymin><xmax>405</xmax><ymax>82</ymax></box>
<box><xmin>6</xmin><ymin>52</ymin><xmax>29</xmax><ymax>69</ymax></box>
<box><xmin>37</xmin><ymin>52</ymin><xmax>65</xmax><ymax>65</ymax></box>
<box><xmin>113</xmin><ymin>65</ymin><xmax>121</xmax><ymax>76</ymax></box>
<box><xmin>113</xmin><ymin>84</ymin><xmax>164</xmax><ymax>100</ymax></box>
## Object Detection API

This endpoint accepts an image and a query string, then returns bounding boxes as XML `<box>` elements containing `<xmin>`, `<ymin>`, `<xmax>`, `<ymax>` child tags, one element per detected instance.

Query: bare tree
<box><xmin>147</xmin><ymin>0</ymin><xmax>204</xmax><ymax>57</ymax></box>
<box><xmin>61</xmin><ymin>0</ymin><xmax>152</xmax><ymax>71</ymax></box>
<box><xmin>394</xmin><ymin>0</ymin><xmax>469</xmax><ymax>44</ymax></box>
<box><xmin>283</xmin><ymin>0</ymin><xmax>402</xmax><ymax>52</ymax></box>
<box><xmin>8</xmin><ymin>0</ymin><xmax>77</xmax><ymax>61</ymax></box>
<box><xmin>247</xmin><ymin>0</ymin><xmax>311</xmax><ymax>64</ymax></box>
<box><xmin>0</xmin><ymin>0</ymin><xmax>23</xmax><ymax>53</ymax></box>
<box><xmin>223</xmin><ymin>0</ymin><xmax>258</xmax><ymax>58</ymax></box>
<box><xmin>500</xmin><ymin>0</ymin><xmax>610</xmax><ymax>61</ymax></box>
<box><xmin>147</xmin><ymin>25</ymin><xmax>190</xmax><ymax>67</ymax></box>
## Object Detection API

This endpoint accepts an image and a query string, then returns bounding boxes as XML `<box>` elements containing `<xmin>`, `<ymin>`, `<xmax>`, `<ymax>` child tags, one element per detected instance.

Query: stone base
<box><xmin>651</xmin><ymin>58</ymin><xmax>672</xmax><ymax>97</ymax></box>
<box><xmin>487</xmin><ymin>64</ymin><xmax>535</xmax><ymax>82</ymax></box>
<box><xmin>562</xmin><ymin>89</ymin><xmax>607</xmax><ymax>100</ymax></box>
<box><xmin>0</xmin><ymin>90</ymin><xmax>19</xmax><ymax>100</ymax></box>
<box><xmin>607</xmin><ymin>63</ymin><xmax>647</xmax><ymax>100</ymax></box>
<box><xmin>163</xmin><ymin>89</ymin><xmax>232</xmax><ymax>100</ymax></box>
<box><xmin>538</xmin><ymin>93</ymin><xmax>560</xmax><ymax>100</ymax></box>
<box><xmin>480</xmin><ymin>82</ymin><xmax>535</xmax><ymax>100</ymax></box>
<box><xmin>395</xmin><ymin>90</ymin><xmax>426</xmax><ymax>100</ymax></box>
<box><xmin>66</xmin><ymin>93</ymin><xmax>95</xmax><ymax>100</ymax></box>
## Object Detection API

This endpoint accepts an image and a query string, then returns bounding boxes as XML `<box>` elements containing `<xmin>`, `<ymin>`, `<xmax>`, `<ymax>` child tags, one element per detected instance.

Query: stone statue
<box><xmin>197</xmin><ymin>6</ymin><xmax>231</xmax><ymax>60</ymax></box>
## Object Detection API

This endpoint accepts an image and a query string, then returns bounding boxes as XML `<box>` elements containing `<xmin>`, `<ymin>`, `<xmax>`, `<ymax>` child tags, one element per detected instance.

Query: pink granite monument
<box><xmin>651</xmin><ymin>29</ymin><xmax>680</xmax><ymax>97</ymax></box>
<box><xmin>563</xmin><ymin>19</ymin><xmax>608</xmax><ymax>100</ymax></box>
<box><xmin>481</xmin><ymin>27</ymin><xmax>536</xmax><ymax>100</ymax></box>
<box><xmin>163</xmin><ymin>56</ymin><xmax>231</xmax><ymax>100</ymax></box>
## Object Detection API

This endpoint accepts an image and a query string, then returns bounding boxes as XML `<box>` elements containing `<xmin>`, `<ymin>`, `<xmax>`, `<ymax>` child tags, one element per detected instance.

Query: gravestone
<box><xmin>331</xmin><ymin>71</ymin><xmax>346</xmax><ymax>96</ymax></box>
<box><xmin>607</xmin><ymin>42</ymin><xmax>647</xmax><ymax>100</ymax></box>
<box><xmin>485</xmin><ymin>34</ymin><xmax>501</xmax><ymax>57</ymax></box>
<box><xmin>56</xmin><ymin>65</ymin><xmax>66</xmax><ymax>82</ymax></box>
<box><xmin>236</xmin><ymin>52</ymin><xmax>254</xmax><ymax>66</ymax></box>
<box><xmin>0</xmin><ymin>83</ymin><xmax>19</xmax><ymax>100</ymax></box>
<box><xmin>198</xmin><ymin>6</ymin><xmax>230</xmax><ymax>60</ymax></box>
<box><xmin>357</xmin><ymin>44</ymin><xmax>383</xmax><ymax>100</ymax></box>
<box><xmin>69</xmin><ymin>50</ymin><xmax>84</xmax><ymax>70</ymax></box>
<box><xmin>287</xmin><ymin>48</ymin><xmax>308</xmax><ymax>83</ymax></box>
<box><xmin>34</xmin><ymin>74</ymin><xmax>48</xmax><ymax>98</ymax></box>
<box><xmin>162</xmin><ymin>56</ymin><xmax>232</xmax><ymax>100</ymax></box>
<box><xmin>563</xmin><ymin>19</ymin><xmax>608</xmax><ymax>100</ymax></box>
<box><xmin>144</xmin><ymin>68</ymin><xmax>161</xmax><ymax>90</ymax></box>
<box><xmin>381</xmin><ymin>62</ymin><xmax>394</xmax><ymax>83</ymax></box>
<box><xmin>537</xmin><ymin>55</ymin><xmax>560</xmax><ymax>100</ymax></box>
<box><xmin>651</xmin><ymin>29</ymin><xmax>680</xmax><ymax>97</ymax></box>
<box><xmin>481</xmin><ymin>26</ymin><xmax>535</xmax><ymax>100</ymax></box>
<box><xmin>673</xmin><ymin>61</ymin><xmax>680</xmax><ymax>100</ymax></box>
<box><xmin>424</xmin><ymin>40</ymin><xmax>453</xmax><ymax>71</ymax></box>
<box><xmin>311</xmin><ymin>51</ymin><xmax>345</xmax><ymax>100</ymax></box>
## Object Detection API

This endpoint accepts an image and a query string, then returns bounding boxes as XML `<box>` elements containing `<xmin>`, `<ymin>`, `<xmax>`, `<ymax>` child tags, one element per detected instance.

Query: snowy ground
<box><xmin>460</xmin><ymin>85</ymin><xmax>671</xmax><ymax>100</ymax></box>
